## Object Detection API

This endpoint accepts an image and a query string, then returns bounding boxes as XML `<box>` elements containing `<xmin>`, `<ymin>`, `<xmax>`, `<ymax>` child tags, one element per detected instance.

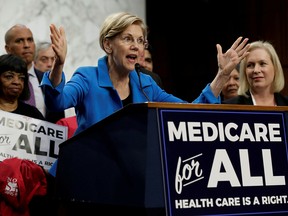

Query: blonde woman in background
<box><xmin>223</xmin><ymin>40</ymin><xmax>288</xmax><ymax>106</ymax></box>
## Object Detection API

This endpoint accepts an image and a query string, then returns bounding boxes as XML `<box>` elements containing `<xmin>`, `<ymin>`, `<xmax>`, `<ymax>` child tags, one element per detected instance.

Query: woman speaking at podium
<box><xmin>41</xmin><ymin>12</ymin><xmax>250</xmax><ymax>177</ymax></box>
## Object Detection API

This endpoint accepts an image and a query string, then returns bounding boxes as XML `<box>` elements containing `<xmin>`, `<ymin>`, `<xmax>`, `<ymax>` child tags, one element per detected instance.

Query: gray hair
<box><xmin>34</xmin><ymin>41</ymin><xmax>52</xmax><ymax>61</ymax></box>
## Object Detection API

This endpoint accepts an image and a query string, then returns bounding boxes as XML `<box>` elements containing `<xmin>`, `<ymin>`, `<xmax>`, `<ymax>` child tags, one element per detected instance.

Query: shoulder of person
<box><xmin>275</xmin><ymin>93</ymin><xmax>288</xmax><ymax>105</ymax></box>
<box><xmin>139</xmin><ymin>67</ymin><xmax>163</xmax><ymax>88</ymax></box>
<box><xmin>32</xmin><ymin>67</ymin><xmax>46</xmax><ymax>84</ymax></box>
<box><xmin>18</xmin><ymin>101</ymin><xmax>45</xmax><ymax>120</ymax></box>
<box><xmin>75</xmin><ymin>66</ymin><xmax>98</xmax><ymax>74</ymax></box>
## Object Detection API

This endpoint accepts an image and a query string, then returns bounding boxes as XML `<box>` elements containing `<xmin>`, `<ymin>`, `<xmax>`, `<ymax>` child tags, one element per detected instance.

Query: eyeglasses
<box><xmin>118</xmin><ymin>34</ymin><xmax>148</xmax><ymax>49</ymax></box>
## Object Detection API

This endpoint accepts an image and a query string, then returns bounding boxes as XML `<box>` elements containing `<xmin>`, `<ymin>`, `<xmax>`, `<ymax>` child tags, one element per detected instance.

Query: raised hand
<box><xmin>49</xmin><ymin>24</ymin><xmax>67</xmax><ymax>86</ymax></box>
<box><xmin>209</xmin><ymin>37</ymin><xmax>250</xmax><ymax>97</ymax></box>
<box><xmin>217</xmin><ymin>37</ymin><xmax>250</xmax><ymax>76</ymax></box>
<box><xmin>50</xmin><ymin>24</ymin><xmax>67</xmax><ymax>66</ymax></box>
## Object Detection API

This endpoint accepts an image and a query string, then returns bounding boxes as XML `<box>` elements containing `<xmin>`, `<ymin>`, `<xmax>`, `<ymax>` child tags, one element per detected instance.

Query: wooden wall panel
<box><xmin>244</xmin><ymin>0</ymin><xmax>288</xmax><ymax>95</ymax></box>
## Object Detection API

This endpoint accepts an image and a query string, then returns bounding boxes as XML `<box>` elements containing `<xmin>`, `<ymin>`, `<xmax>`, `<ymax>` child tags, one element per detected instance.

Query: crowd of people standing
<box><xmin>0</xmin><ymin>9</ymin><xmax>288</xmax><ymax>215</ymax></box>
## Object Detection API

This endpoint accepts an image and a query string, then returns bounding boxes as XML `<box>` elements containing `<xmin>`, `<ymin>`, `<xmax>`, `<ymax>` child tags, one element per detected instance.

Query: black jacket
<box><xmin>222</xmin><ymin>92</ymin><xmax>288</xmax><ymax>106</ymax></box>
<box><xmin>138</xmin><ymin>66</ymin><xmax>164</xmax><ymax>89</ymax></box>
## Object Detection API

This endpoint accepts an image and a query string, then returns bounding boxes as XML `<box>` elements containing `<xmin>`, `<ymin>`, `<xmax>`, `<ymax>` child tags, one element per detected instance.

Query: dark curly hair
<box><xmin>0</xmin><ymin>54</ymin><xmax>30</xmax><ymax>100</ymax></box>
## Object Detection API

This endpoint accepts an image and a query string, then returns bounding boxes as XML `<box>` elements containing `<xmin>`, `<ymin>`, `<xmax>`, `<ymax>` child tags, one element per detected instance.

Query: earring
<box><xmin>106</xmin><ymin>47</ymin><xmax>111</xmax><ymax>53</ymax></box>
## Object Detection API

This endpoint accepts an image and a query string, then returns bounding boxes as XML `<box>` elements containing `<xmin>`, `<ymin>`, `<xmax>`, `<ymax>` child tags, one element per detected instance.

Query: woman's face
<box><xmin>108</xmin><ymin>24</ymin><xmax>145</xmax><ymax>73</ymax></box>
<box><xmin>245</xmin><ymin>48</ymin><xmax>275</xmax><ymax>93</ymax></box>
<box><xmin>0</xmin><ymin>71</ymin><xmax>25</xmax><ymax>100</ymax></box>
<box><xmin>222</xmin><ymin>69</ymin><xmax>239</xmax><ymax>100</ymax></box>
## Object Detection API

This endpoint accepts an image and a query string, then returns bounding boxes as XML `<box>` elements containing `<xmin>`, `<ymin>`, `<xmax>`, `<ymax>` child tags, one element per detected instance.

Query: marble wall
<box><xmin>0</xmin><ymin>0</ymin><xmax>145</xmax><ymax>80</ymax></box>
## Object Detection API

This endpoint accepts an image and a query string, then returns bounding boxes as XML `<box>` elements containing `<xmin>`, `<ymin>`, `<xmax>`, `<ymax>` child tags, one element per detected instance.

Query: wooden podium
<box><xmin>55</xmin><ymin>103</ymin><xmax>288</xmax><ymax>215</ymax></box>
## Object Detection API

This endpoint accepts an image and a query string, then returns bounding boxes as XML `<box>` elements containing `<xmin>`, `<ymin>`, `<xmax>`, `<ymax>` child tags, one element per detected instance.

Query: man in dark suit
<box><xmin>4</xmin><ymin>24</ymin><xmax>65</xmax><ymax>123</ymax></box>
<box><xmin>138</xmin><ymin>44</ymin><xmax>164</xmax><ymax>89</ymax></box>
<box><xmin>34</xmin><ymin>41</ymin><xmax>56</xmax><ymax>73</ymax></box>
<box><xmin>138</xmin><ymin>66</ymin><xmax>164</xmax><ymax>89</ymax></box>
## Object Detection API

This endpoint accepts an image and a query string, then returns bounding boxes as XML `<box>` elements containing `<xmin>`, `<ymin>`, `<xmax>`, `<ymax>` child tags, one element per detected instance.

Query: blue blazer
<box><xmin>41</xmin><ymin>56</ymin><xmax>220</xmax><ymax>136</ymax></box>
<box><xmin>35</xmin><ymin>68</ymin><xmax>65</xmax><ymax>123</ymax></box>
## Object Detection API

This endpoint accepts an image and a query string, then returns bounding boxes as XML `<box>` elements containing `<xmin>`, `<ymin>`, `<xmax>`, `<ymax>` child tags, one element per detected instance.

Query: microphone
<box><xmin>135</xmin><ymin>63</ymin><xmax>150</xmax><ymax>101</ymax></box>
<box><xmin>135</xmin><ymin>63</ymin><xmax>141</xmax><ymax>75</ymax></box>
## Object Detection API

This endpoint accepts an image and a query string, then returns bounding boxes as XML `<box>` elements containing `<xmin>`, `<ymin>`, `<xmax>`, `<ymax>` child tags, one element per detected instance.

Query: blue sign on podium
<box><xmin>159</xmin><ymin>109</ymin><xmax>288</xmax><ymax>216</ymax></box>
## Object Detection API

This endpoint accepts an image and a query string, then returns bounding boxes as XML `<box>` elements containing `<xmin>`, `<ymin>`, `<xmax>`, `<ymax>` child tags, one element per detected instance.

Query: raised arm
<box><xmin>210</xmin><ymin>37</ymin><xmax>250</xmax><ymax>97</ymax></box>
<box><xmin>49</xmin><ymin>24</ymin><xmax>67</xmax><ymax>87</ymax></box>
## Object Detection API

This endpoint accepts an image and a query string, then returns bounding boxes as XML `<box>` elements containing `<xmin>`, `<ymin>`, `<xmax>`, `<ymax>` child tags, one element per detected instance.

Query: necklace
<box><xmin>0</xmin><ymin>101</ymin><xmax>18</xmax><ymax>112</ymax></box>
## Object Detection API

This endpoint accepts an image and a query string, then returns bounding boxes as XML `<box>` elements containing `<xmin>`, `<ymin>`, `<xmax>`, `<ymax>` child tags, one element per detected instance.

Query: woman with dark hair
<box><xmin>0</xmin><ymin>54</ymin><xmax>45</xmax><ymax>120</ymax></box>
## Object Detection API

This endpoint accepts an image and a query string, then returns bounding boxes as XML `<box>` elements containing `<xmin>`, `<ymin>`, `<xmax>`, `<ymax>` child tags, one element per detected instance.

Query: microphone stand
<box><xmin>135</xmin><ymin>63</ymin><xmax>150</xmax><ymax>101</ymax></box>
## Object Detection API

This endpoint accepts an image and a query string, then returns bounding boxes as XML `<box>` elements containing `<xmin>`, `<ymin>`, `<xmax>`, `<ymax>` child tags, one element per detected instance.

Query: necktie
<box><xmin>27</xmin><ymin>79</ymin><xmax>36</xmax><ymax>106</ymax></box>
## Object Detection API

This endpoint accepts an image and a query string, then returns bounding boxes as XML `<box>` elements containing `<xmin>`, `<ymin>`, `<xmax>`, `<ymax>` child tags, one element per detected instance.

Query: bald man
<box><xmin>5</xmin><ymin>24</ymin><xmax>64</xmax><ymax>123</ymax></box>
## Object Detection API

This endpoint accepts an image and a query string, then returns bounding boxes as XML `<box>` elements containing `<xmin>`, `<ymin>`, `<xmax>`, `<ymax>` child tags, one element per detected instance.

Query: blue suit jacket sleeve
<box><xmin>193</xmin><ymin>83</ymin><xmax>221</xmax><ymax>104</ymax></box>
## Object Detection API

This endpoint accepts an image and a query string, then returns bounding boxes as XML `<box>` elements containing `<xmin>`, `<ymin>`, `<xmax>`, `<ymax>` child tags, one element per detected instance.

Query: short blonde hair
<box><xmin>99</xmin><ymin>12</ymin><xmax>147</xmax><ymax>51</ymax></box>
<box><xmin>238</xmin><ymin>40</ymin><xmax>285</xmax><ymax>97</ymax></box>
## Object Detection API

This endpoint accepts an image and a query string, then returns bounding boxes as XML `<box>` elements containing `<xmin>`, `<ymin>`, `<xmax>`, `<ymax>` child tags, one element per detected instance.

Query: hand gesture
<box><xmin>50</xmin><ymin>24</ymin><xmax>67</xmax><ymax>66</ymax></box>
<box><xmin>216</xmin><ymin>37</ymin><xmax>250</xmax><ymax>76</ymax></box>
